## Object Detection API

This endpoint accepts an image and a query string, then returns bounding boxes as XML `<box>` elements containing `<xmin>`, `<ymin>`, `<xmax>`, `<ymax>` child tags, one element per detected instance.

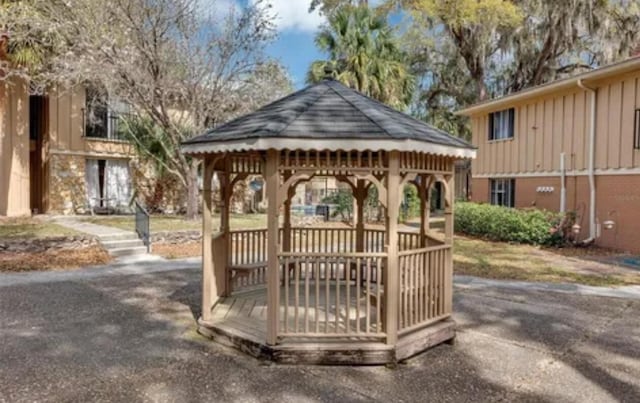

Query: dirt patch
<box><xmin>153</xmin><ymin>242</ymin><xmax>201</xmax><ymax>259</ymax></box>
<box><xmin>0</xmin><ymin>245</ymin><xmax>111</xmax><ymax>272</ymax></box>
<box><xmin>454</xmin><ymin>236</ymin><xmax>640</xmax><ymax>286</ymax></box>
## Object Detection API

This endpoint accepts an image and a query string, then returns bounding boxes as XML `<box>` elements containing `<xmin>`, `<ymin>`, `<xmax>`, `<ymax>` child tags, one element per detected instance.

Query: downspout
<box><xmin>560</xmin><ymin>152</ymin><xmax>566</xmax><ymax>213</ymax></box>
<box><xmin>577</xmin><ymin>79</ymin><xmax>597</xmax><ymax>241</ymax></box>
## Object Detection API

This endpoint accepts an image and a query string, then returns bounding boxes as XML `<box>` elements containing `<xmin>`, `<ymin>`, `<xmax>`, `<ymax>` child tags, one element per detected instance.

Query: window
<box><xmin>634</xmin><ymin>108</ymin><xmax>640</xmax><ymax>149</ymax></box>
<box><xmin>488</xmin><ymin>108</ymin><xmax>515</xmax><ymax>140</ymax></box>
<box><xmin>86</xmin><ymin>159</ymin><xmax>132</xmax><ymax>210</ymax></box>
<box><xmin>490</xmin><ymin>179</ymin><xmax>515</xmax><ymax>208</ymax></box>
<box><xmin>84</xmin><ymin>86</ymin><xmax>131</xmax><ymax>141</ymax></box>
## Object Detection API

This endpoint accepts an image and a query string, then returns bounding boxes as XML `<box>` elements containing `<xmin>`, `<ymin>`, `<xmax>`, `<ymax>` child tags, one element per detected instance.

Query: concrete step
<box><xmin>99</xmin><ymin>232</ymin><xmax>140</xmax><ymax>242</ymax></box>
<box><xmin>102</xmin><ymin>239</ymin><xmax>145</xmax><ymax>250</ymax></box>
<box><xmin>107</xmin><ymin>246</ymin><xmax>149</xmax><ymax>257</ymax></box>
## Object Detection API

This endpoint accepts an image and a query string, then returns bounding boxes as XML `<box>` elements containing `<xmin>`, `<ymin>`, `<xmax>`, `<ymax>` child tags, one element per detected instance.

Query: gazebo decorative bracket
<box><xmin>434</xmin><ymin>174</ymin><xmax>453</xmax><ymax>208</ymax></box>
<box><xmin>277</xmin><ymin>172</ymin><xmax>312</xmax><ymax>207</ymax></box>
<box><xmin>352</xmin><ymin>172</ymin><xmax>387</xmax><ymax>208</ymax></box>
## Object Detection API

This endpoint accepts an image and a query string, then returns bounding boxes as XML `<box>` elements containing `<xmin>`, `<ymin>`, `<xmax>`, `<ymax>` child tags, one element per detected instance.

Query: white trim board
<box><xmin>473</xmin><ymin>168</ymin><xmax>640</xmax><ymax>178</ymax></box>
<box><xmin>181</xmin><ymin>138</ymin><xmax>477</xmax><ymax>159</ymax></box>
<box><xmin>49</xmin><ymin>149</ymin><xmax>132</xmax><ymax>160</ymax></box>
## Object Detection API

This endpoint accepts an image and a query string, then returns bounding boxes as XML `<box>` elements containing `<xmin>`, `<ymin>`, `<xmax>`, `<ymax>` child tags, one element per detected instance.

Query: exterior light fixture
<box><xmin>572</xmin><ymin>223</ymin><xmax>581</xmax><ymax>234</ymax></box>
<box><xmin>249</xmin><ymin>178</ymin><xmax>264</xmax><ymax>192</ymax></box>
<box><xmin>603</xmin><ymin>220</ymin><xmax>615</xmax><ymax>230</ymax></box>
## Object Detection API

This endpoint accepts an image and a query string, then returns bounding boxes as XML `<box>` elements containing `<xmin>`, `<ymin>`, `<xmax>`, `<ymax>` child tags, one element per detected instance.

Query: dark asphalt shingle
<box><xmin>183</xmin><ymin>80</ymin><xmax>473</xmax><ymax>150</ymax></box>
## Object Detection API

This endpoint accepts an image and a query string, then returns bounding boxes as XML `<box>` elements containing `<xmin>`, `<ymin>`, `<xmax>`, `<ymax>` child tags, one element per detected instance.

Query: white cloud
<box><xmin>251</xmin><ymin>0</ymin><xmax>325</xmax><ymax>33</ymax></box>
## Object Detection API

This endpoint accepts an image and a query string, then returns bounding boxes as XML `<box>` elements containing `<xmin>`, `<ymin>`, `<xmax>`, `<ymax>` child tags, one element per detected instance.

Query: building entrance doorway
<box><xmin>29</xmin><ymin>95</ymin><xmax>47</xmax><ymax>214</ymax></box>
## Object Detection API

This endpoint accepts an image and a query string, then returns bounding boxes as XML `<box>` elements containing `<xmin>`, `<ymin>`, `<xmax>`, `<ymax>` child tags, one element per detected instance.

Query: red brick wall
<box><xmin>470</xmin><ymin>174</ymin><xmax>640</xmax><ymax>253</ymax></box>
<box><xmin>595</xmin><ymin>175</ymin><xmax>640</xmax><ymax>252</ymax></box>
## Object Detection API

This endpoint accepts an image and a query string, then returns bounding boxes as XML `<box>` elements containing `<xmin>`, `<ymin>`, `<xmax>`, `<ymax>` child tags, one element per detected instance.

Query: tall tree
<box><xmin>389</xmin><ymin>0</ymin><xmax>640</xmax><ymax>138</ymax></box>
<box><xmin>307</xmin><ymin>5</ymin><xmax>414</xmax><ymax>110</ymax></box>
<box><xmin>3</xmin><ymin>0</ymin><xmax>291</xmax><ymax>218</ymax></box>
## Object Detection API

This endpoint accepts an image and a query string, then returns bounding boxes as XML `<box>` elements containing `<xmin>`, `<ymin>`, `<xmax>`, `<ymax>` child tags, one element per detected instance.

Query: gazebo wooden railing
<box><xmin>227</xmin><ymin>227</ymin><xmax>438</xmax><ymax>292</ymax></box>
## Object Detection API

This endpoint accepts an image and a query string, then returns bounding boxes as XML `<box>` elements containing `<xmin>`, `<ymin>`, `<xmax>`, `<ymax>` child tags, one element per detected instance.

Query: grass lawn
<box><xmin>0</xmin><ymin>217</ymin><xmax>79</xmax><ymax>239</ymax></box>
<box><xmin>82</xmin><ymin>214</ymin><xmax>267</xmax><ymax>233</ymax></box>
<box><xmin>454</xmin><ymin>236</ymin><xmax>640</xmax><ymax>287</ymax></box>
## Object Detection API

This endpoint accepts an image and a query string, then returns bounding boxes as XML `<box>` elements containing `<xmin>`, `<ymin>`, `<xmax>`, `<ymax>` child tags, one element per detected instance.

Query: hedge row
<box><xmin>454</xmin><ymin>202</ymin><xmax>563</xmax><ymax>246</ymax></box>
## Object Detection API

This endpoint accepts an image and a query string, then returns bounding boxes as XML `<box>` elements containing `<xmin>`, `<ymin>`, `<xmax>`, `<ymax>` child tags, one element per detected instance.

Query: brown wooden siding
<box><xmin>48</xmin><ymin>86</ymin><xmax>133</xmax><ymax>156</ymax></box>
<box><xmin>0</xmin><ymin>78</ymin><xmax>31</xmax><ymax>216</ymax></box>
<box><xmin>471</xmin><ymin>70</ymin><xmax>640</xmax><ymax>175</ymax></box>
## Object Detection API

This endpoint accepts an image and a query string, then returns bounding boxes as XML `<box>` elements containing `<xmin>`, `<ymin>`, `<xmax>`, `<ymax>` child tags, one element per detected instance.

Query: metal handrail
<box><xmin>135</xmin><ymin>200</ymin><xmax>151</xmax><ymax>253</ymax></box>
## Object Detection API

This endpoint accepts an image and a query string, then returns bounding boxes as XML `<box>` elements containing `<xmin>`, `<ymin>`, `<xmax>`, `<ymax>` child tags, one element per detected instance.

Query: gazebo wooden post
<box><xmin>282</xmin><ymin>171</ymin><xmax>292</xmax><ymax>253</ymax></box>
<box><xmin>218</xmin><ymin>158</ymin><xmax>231</xmax><ymax>296</ymax></box>
<box><xmin>265</xmin><ymin>149</ymin><xmax>280</xmax><ymax>345</ymax></box>
<box><xmin>201</xmin><ymin>156</ymin><xmax>216</xmax><ymax>322</ymax></box>
<box><xmin>354</xmin><ymin>179</ymin><xmax>366</xmax><ymax>252</ymax></box>
<box><xmin>385</xmin><ymin>151</ymin><xmax>400</xmax><ymax>345</ymax></box>
<box><xmin>444</xmin><ymin>173</ymin><xmax>455</xmax><ymax>314</ymax></box>
<box><xmin>419</xmin><ymin>175</ymin><xmax>430</xmax><ymax>247</ymax></box>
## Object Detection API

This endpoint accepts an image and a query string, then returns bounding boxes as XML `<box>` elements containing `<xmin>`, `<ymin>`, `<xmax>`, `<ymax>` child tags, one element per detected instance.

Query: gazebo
<box><xmin>182</xmin><ymin>78</ymin><xmax>475</xmax><ymax>364</ymax></box>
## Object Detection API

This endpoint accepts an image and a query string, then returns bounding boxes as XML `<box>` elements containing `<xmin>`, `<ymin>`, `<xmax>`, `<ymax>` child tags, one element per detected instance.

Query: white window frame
<box><xmin>489</xmin><ymin>108</ymin><xmax>515</xmax><ymax>141</ymax></box>
<box><xmin>490</xmin><ymin>178</ymin><xmax>515</xmax><ymax>208</ymax></box>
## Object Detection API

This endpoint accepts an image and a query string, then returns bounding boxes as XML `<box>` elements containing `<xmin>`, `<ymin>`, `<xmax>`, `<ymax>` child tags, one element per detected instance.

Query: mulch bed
<box><xmin>0</xmin><ymin>246</ymin><xmax>111</xmax><ymax>272</ymax></box>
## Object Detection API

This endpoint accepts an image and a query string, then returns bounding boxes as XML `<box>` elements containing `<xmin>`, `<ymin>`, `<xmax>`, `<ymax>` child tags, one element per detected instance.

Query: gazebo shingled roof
<box><xmin>182</xmin><ymin>79</ymin><xmax>475</xmax><ymax>157</ymax></box>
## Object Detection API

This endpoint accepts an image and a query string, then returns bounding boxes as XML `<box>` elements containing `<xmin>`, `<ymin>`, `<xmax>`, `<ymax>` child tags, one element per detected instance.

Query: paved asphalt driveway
<box><xmin>1</xmin><ymin>267</ymin><xmax>638</xmax><ymax>402</ymax></box>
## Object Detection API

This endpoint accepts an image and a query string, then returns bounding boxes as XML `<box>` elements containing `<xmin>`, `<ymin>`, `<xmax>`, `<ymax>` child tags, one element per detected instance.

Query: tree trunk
<box><xmin>186</xmin><ymin>160</ymin><xmax>199</xmax><ymax>219</ymax></box>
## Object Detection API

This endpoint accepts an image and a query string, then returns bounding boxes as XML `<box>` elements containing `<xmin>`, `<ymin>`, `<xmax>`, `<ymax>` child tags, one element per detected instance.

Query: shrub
<box><xmin>454</xmin><ymin>202</ymin><xmax>564</xmax><ymax>246</ymax></box>
<box><xmin>322</xmin><ymin>189</ymin><xmax>353</xmax><ymax>220</ymax></box>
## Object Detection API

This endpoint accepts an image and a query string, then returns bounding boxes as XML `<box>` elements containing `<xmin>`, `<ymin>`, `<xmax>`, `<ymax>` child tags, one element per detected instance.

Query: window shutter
<box><xmin>508</xmin><ymin>108</ymin><xmax>515</xmax><ymax>138</ymax></box>
<box><xmin>488</xmin><ymin>113</ymin><xmax>494</xmax><ymax>140</ymax></box>
<box><xmin>510</xmin><ymin>179</ymin><xmax>516</xmax><ymax>208</ymax></box>
<box><xmin>634</xmin><ymin>109</ymin><xmax>640</xmax><ymax>149</ymax></box>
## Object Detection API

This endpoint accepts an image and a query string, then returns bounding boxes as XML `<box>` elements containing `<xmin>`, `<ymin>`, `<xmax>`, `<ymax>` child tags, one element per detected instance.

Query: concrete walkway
<box><xmin>2</xmin><ymin>257</ymin><xmax>640</xmax><ymax>302</ymax></box>
<box><xmin>54</xmin><ymin>216</ymin><xmax>135</xmax><ymax>238</ymax></box>
<box><xmin>455</xmin><ymin>274</ymin><xmax>640</xmax><ymax>301</ymax></box>
<box><xmin>0</xmin><ymin>256</ymin><xmax>199</xmax><ymax>287</ymax></box>
<box><xmin>54</xmin><ymin>216</ymin><xmax>149</xmax><ymax>257</ymax></box>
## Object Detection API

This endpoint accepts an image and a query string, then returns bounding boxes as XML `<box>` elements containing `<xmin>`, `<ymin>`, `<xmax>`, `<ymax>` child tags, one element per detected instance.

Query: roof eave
<box><xmin>181</xmin><ymin>137</ymin><xmax>476</xmax><ymax>160</ymax></box>
<box><xmin>456</xmin><ymin>56</ymin><xmax>640</xmax><ymax>117</ymax></box>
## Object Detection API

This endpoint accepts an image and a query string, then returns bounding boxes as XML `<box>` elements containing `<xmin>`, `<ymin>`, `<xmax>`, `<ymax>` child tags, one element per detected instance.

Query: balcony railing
<box><xmin>83</xmin><ymin>106</ymin><xmax>131</xmax><ymax>141</ymax></box>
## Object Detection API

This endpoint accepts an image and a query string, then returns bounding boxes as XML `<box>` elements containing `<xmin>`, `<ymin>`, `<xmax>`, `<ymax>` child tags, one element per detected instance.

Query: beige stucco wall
<box><xmin>470</xmin><ymin>69</ymin><xmax>640</xmax><ymax>176</ymax></box>
<box><xmin>0</xmin><ymin>78</ymin><xmax>31</xmax><ymax>216</ymax></box>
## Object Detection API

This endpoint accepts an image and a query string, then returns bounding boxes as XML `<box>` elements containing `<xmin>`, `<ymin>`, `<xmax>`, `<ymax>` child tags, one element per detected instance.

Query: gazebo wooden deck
<box><xmin>182</xmin><ymin>78</ymin><xmax>475</xmax><ymax>364</ymax></box>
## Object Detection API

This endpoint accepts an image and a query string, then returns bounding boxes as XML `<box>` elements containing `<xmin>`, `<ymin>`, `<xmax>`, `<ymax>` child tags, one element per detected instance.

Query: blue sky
<box><xmin>268</xmin><ymin>30</ymin><xmax>323</xmax><ymax>89</ymax></box>
<box><xmin>202</xmin><ymin>0</ymin><xmax>327</xmax><ymax>88</ymax></box>
<box><xmin>205</xmin><ymin>0</ymin><xmax>391</xmax><ymax>89</ymax></box>
<box><xmin>250</xmin><ymin>0</ymin><xmax>327</xmax><ymax>88</ymax></box>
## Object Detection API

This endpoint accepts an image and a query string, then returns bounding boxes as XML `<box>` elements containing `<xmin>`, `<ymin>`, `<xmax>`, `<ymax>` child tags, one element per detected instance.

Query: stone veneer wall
<box><xmin>48</xmin><ymin>154</ymin><xmax>88</xmax><ymax>214</ymax></box>
<box><xmin>131</xmin><ymin>160</ymin><xmax>187</xmax><ymax>214</ymax></box>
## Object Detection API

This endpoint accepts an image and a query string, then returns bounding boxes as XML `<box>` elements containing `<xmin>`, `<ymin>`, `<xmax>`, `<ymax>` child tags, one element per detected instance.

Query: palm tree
<box><xmin>307</xmin><ymin>5</ymin><xmax>414</xmax><ymax>110</ymax></box>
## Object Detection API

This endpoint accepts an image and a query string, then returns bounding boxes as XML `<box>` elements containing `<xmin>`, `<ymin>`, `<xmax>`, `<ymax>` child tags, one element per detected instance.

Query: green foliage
<box><xmin>322</xmin><ymin>189</ymin><xmax>353</xmax><ymax>220</ymax></box>
<box><xmin>454</xmin><ymin>202</ymin><xmax>564</xmax><ymax>246</ymax></box>
<box><xmin>390</xmin><ymin>0</ymin><xmax>640</xmax><ymax>139</ymax></box>
<box><xmin>400</xmin><ymin>184</ymin><xmax>420</xmax><ymax>221</ymax></box>
<box><xmin>307</xmin><ymin>5</ymin><xmax>414</xmax><ymax>110</ymax></box>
